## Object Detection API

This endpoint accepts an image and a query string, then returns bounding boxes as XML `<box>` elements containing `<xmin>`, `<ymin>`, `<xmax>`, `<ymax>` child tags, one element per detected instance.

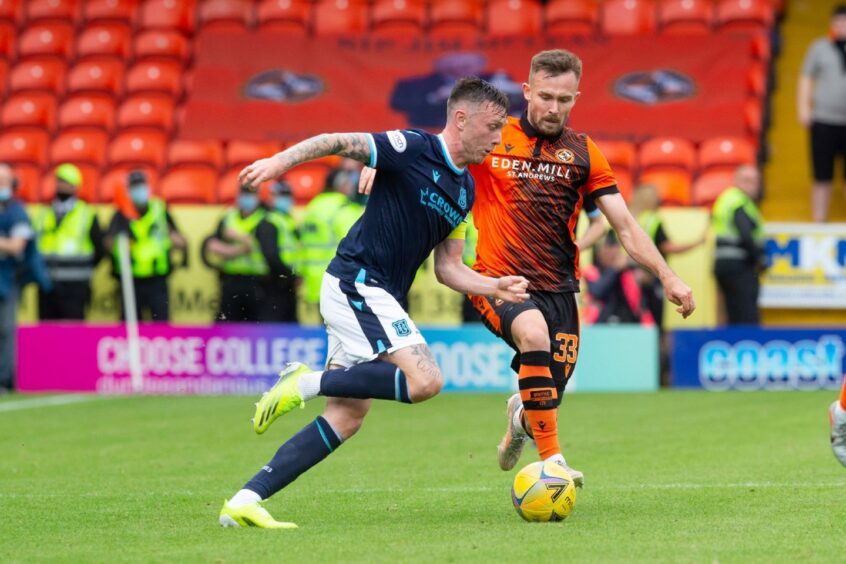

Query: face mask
<box><xmin>238</xmin><ymin>193</ymin><xmax>259</xmax><ymax>212</ymax></box>
<box><xmin>56</xmin><ymin>191</ymin><xmax>74</xmax><ymax>202</ymax></box>
<box><xmin>273</xmin><ymin>195</ymin><xmax>293</xmax><ymax>214</ymax></box>
<box><xmin>0</xmin><ymin>186</ymin><xmax>11</xmax><ymax>201</ymax></box>
<box><xmin>129</xmin><ymin>185</ymin><xmax>149</xmax><ymax>206</ymax></box>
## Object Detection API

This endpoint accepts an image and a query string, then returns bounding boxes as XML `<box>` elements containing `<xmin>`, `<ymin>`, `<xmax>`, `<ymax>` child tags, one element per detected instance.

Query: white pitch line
<box><xmin>0</xmin><ymin>394</ymin><xmax>103</xmax><ymax>413</ymax></box>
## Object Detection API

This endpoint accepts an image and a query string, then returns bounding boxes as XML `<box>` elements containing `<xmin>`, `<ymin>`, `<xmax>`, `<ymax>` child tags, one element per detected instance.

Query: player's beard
<box><xmin>538</xmin><ymin>117</ymin><xmax>563</xmax><ymax>136</ymax></box>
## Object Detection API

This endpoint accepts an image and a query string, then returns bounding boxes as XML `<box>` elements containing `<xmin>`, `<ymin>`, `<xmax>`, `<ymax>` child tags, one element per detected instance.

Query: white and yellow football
<box><xmin>511</xmin><ymin>460</ymin><xmax>577</xmax><ymax>522</ymax></box>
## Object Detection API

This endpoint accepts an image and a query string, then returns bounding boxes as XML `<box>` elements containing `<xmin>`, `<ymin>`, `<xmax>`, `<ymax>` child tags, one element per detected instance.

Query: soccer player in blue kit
<box><xmin>219</xmin><ymin>77</ymin><xmax>531</xmax><ymax>528</ymax></box>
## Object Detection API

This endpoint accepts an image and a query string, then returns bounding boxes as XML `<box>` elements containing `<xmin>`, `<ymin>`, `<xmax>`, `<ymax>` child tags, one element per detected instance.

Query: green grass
<box><xmin>1</xmin><ymin>391</ymin><xmax>844</xmax><ymax>563</ymax></box>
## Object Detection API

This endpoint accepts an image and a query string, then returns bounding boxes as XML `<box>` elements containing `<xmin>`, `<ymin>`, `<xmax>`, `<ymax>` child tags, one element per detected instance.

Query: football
<box><xmin>511</xmin><ymin>461</ymin><xmax>577</xmax><ymax>522</ymax></box>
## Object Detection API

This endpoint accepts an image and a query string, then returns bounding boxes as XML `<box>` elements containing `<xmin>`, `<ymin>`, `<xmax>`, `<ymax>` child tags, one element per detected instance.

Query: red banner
<box><xmin>182</xmin><ymin>33</ymin><xmax>756</xmax><ymax>143</ymax></box>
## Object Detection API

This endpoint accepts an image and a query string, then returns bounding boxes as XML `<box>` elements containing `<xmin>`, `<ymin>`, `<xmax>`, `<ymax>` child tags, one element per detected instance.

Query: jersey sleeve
<box><xmin>585</xmin><ymin>136</ymin><xmax>619</xmax><ymax>199</ymax></box>
<box><xmin>366</xmin><ymin>129</ymin><xmax>428</xmax><ymax>171</ymax></box>
<box><xmin>582</xmin><ymin>192</ymin><xmax>601</xmax><ymax>218</ymax></box>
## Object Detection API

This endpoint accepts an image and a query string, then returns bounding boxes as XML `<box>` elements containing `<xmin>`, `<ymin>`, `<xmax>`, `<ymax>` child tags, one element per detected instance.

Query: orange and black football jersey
<box><xmin>469</xmin><ymin>114</ymin><xmax>618</xmax><ymax>293</ymax></box>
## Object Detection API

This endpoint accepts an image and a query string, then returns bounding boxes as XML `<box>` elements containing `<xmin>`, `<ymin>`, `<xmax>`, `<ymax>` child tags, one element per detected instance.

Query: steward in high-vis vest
<box><xmin>711</xmin><ymin>165</ymin><xmax>765</xmax><ymax>325</ymax></box>
<box><xmin>264</xmin><ymin>180</ymin><xmax>301</xmax><ymax>322</ymax></box>
<box><xmin>33</xmin><ymin>164</ymin><xmax>104</xmax><ymax>319</ymax></box>
<box><xmin>106</xmin><ymin>170</ymin><xmax>187</xmax><ymax>321</ymax></box>
<box><xmin>204</xmin><ymin>183</ymin><xmax>296</xmax><ymax>322</ymax></box>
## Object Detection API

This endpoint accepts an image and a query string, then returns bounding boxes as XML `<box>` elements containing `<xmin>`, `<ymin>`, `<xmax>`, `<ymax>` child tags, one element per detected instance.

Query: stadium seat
<box><xmin>0</xmin><ymin>21</ymin><xmax>15</xmax><ymax>59</ymax></box>
<box><xmin>747</xmin><ymin>61</ymin><xmax>767</xmax><ymax>97</ymax></box>
<box><xmin>76</xmin><ymin>23</ymin><xmax>132</xmax><ymax>61</ymax></box>
<box><xmin>9</xmin><ymin>59</ymin><xmax>66</xmax><ymax>95</ymax></box>
<box><xmin>0</xmin><ymin>59</ymin><xmax>8</xmax><ymax>93</ymax></box>
<box><xmin>167</xmin><ymin>139</ymin><xmax>223</xmax><ymax>170</ymax></box>
<box><xmin>225</xmin><ymin>140</ymin><xmax>282</xmax><ymax>169</ymax></box>
<box><xmin>658</xmin><ymin>0</ymin><xmax>713</xmax><ymax>35</ymax></box>
<box><xmin>744</xmin><ymin>97</ymin><xmax>763</xmax><ymax>136</ymax></box>
<box><xmin>593</xmin><ymin>139</ymin><xmax>637</xmax><ymax>174</ymax></box>
<box><xmin>371</xmin><ymin>0</ymin><xmax>426</xmax><ymax>34</ymax></box>
<box><xmin>49</xmin><ymin>130</ymin><xmax>109</xmax><ymax>167</ymax></box>
<box><xmin>487</xmin><ymin>0</ymin><xmax>542</xmax><ymax>37</ymax></box>
<box><xmin>107</xmin><ymin>131</ymin><xmax>167</xmax><ymax>169</ymax></box>
<box><xmin>698</xmin><ymin>136</ymin><xmax>755</xmax><ymax>172</ymax></box>
<box><xmin>638</xmin><ymin>170</ymin><xmax>692</xmax><ymax>206</ymax></box>
<box><xmin>58</xmin><ymin>95</ymin><xmax>116</xmax><ymax>132</ymax></box>
<box><xmin>40</xmin><ymin>163</ymin><xmax>99</xmax><ymax>202</ymax></box>
<box><xmin>255</xmin><ymin>0</ymin><xmax>310</xmax><ymax>35</ymax></box>
<box><xmin>83</xmin><ymin>0</ymin><xmax>138</xmax><ymax>27</ymax></box>
<box><xmin>692</xmin><ymin>170</ymin><xmax>734</xmax><ymax>206</ymax></box>
<box><xmin>160</xmin><ymin>167</ymin><xmax>217</xmax><ymax>204</ymax></box>
<box><xmin>116</xmin><ymin>95</ymin><xmax>175</xmax><ymax>133</ymax></box>
<box><xmin>133</xmin><ymin>30</ymin><xmax>191</xmax><ymax>63</ymax></box>
<box><xmin>137</xmin><ymin>0</ymin><xmax>196</xmax><ymax>35</ymax></box>
<box><xmin>99</xmin><ymin>165</ymin><xmax>160</xmax><ymax>202</ymax></box>
<box><xmin>313</xmin><ymin>0</ymin><xmax>367</xmax><ymax>36</ymax></box>
<box><xmin>715</xmin><ymin>0</ymin><xmax>773</xmax><ymax>35</ymax></box>
<box><xmin>66</xmin><ymin>59</ymin><xmax>124</xmax><ymax>97</ymax></box>
<box><xmin>286</xmin><ymin>163</ymin><xmax>329</xmax><ymax>204</ymax></box>
<box><xmin>0</xmin><ymin>0</ymin><xmax>21</xmax><ymax>24</ymax></box>
<box><xmin>430</xmin><ymin>0</ymin><xmax>483</xmax><ymax>38</ymax></box>
<box><xmin>218</xmin><ymin>167</ymin><xmax>261</xmax><ymax>204</ymax></box>
<box><xmin>544</xmin><ymin>0</ymin><xmax>597</xmax><ymax>37</ymax></box>
<box><xmin>614</xmin><ymin>169</ymin><xmax>634</xmax><ymax>202</ymax></box>
<box><xmin>638</xmin><ymin>137</ymin><xmax>697</xmax><ymax>172</ymax></box>
<box><xmin>198</xmin><ymin>0</ymin><xmax>252</xmax><ymax>32</ymax></box>
<box><xmin>16</xmin><ymin>22</ymin><xmax>75</xmax><ymax>60</ymax></box>
<box><xmin>13</xmin><ymin>164</ymin><xmax>41</xmax><ymax>203</ymax></box>
<box><xmin>0</xmin><ymin>130</ymin><xmax>49</xmax><ymax>166</ymax></box>
<box><xmin>24</xmin><ymin>0</ymin><xmax>79</xmax><ymax>25</ymax></box>
<box><xmin>1</xmin><ymin>93</ymin><xmax>57</xmax><ymax>132</ymax></box>
<box><xmin>600</xmin><ymin>0</ymin><xmax>657</xmax><ymax>35</ymax></box>
<box><xmin>125</xmin><ymin>61</ymin><xmax>183</xmax><ymax>98</ymax></box>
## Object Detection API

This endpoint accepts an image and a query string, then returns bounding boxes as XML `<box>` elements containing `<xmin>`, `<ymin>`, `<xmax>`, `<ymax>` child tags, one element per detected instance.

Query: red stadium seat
<box><xmin>600</xmin><ymin>0</ymin><xmax>656</xmax><ymax>35</ymax></box>
<box><xmin>692</xmin><ymin>170</ymin><xmax>734</xmax><ymax>206</ymax></box>
<box><xmin>76</xmin><ymin>23</ymin><xmax>132</xmax><ymax>61</ymax></box>
<box><xmin>125</xmin><ymin>61</ymin><xmax>183</xmax><ymax>98</ymax></box>
<box><xmin>544</xmin><ymin>0</ymin><xmax>597</xmax><ymax>37</ymax></box>
<box><xmin>0</xmin><ymin>21</ymin><xmax>15</xmax><ymax>58</ymax></box>
<box><xmin>487</xmin><ymin>0</ymin><xmax>542</xmax><ymax>37</ymax></box>
<box><xmin>744</xmin><ymin>97</ymin><xmax>762</xmax><ymax>136</ymax></box>
<box><xmin>371</xmin><ymin>0</ymin><xmax>426</xmax><ymax>33</ymax></box>
<box><xmin>17</xmin><ymin>22</ymin><xmax>74</xmax><ymax>60</ymax></box>
<box><xmin>256</xmin><ymin>0</ymin><xmax>310</xmax><ymax>35</ymax></box>
<box><xmin>24</xmin><ymin>0</ymin><xmax>79</xmax><ymax>25</ymax></box>
<box><xmin>638</xmin><ymin>170</ymin><xmax>692</xmax><ymax>206</ymax></box>
<box><xmin>58</xmin><ymin>95</ymin><xmax>116</xmax><ymax>132</ymax></box>
<box><xmin>747</xmin><ymin>61</ymin><xmax>767</xmax><ymax>97</ymax></box>
<box><xmin>0</xmin><ymin>59</ymin><xmax>8</xmax><ymax>93</ymax></box>
<box><xmin>99</xmin><ymin>165</ymin><xmax>160</xmax><ymax>202</ymax></box>
<box><xmin>286</xmin><ymin>163</ymin><xmax>329</xmax><ymax>204</ymax></box>
<box><xmin>698</xmin><ymin>136</ymin><xmax>755</xmax><ymax>172</ymax></box>
<box><xmin>639</xmin><ymin>137</ymin><xmax>697</xmax><ymax>172</ymax></box>
<box><xmin>49</xmin><ymin>130</ymin><xmax>109</xmax><ymax>167</ymax></box>
<box><xmin>593</xmin><ymin>139</ymin><xmax>637</xmax><ymax>173</ymax></box>
<box><xmin>107</xmin><ymin>131</ymin><xmax>168</xmax><ymax>169</ymax></box>
<box><xmin>40</xmin><ymin>163</ymin><xmax>99</xmax><ymax>202</ymax></box>
<box><xmin>313</xmin><ymin>0</ymin><xmax>367</xmax><ymax>36</ymax></box>
<box><xmin>1</xmin><ymin>93</ymin><xmax>57</xmax><ymax>131</ymax></box>
<box><xmin>0</xmin><ymin>130</ymin><xmax>49</xmax><ymax>166</ymax></box>
<box><xmin>160</xmin><ymin>167</ymin><xmax>217</xmax><ymax>203</ymax></box>
<box><xmin>198</xmin><ymin>0</ymin><xmax>252</xmax><ymax>32</ymax></box>
<box><xmin>0</xmin><ymin>0</ymin><xmax>21</xmax><ymax>24</ymax></box>
<box><xmin>658</xmin><ymin>0</ymin><xmax>713</xmax><ymax>35</ymax></box>
<box><xmin>614</xmin><ymin>169</ymin><xmax>634</xmax><ymax>202</ymax></box>
<box><xmin>138</xmin><ymin>0</ymin><xmax>195</xmax><ymax>35</ymax></box>
<box><xmin>225</xmin><ymin>140</ymin><xmax>281</xmax><ymax>169</ymax></box>
<box><xmin>66</xmin><ymin>59</ymin><xmax>123</xmax><ymax>97</ymax></box>
<box><xmin>83</xmin><ymin>0</ymin><xmax>138</xmax><ymax>26</ymax></box>
<box><xmin>167</xmin><ymin>139</ymin><xmax>223</xmax><ymax>170</ymax></box>
<box><xmin>13</xmin><ymin>164</ymin><xmax>41</xmax><ymax>203</ymax></box>
<box><xmin>715</xmin><ymin>0</ymin><xmax>773</xmax><ymax>34</ymax></box>
<box><xmin>133</xmin><ymin>30</ymin><xmax>191</xmax><ymax>63</ymax></box>
<box><xmin>116</xmin><ymin>94</ymin><xmax>175</xmax><ymax>132</ymax></box>
<box><xmin>430</xmin><ymin>0</ymin><xmax>483</xmax><ymax>38</ymax></box>
<box><xmin>9</xmin><ymin>59</ymin><xmax>66</xmax><ymax>95</ymax></box>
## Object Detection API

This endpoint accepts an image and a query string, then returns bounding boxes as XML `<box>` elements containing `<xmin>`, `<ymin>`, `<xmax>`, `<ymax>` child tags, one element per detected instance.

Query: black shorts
<box><xmin>471</xmin><ymin>291</ymin><xmax>580</xmax><ymax>400</ymax></box>
<box><xmin>811</xmin><ymin>121</ymin><xmax>846</xmax><ymax>182</ymax></box>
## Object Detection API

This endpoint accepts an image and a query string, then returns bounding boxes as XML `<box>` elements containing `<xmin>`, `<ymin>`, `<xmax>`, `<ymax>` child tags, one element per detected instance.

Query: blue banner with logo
<box><xmin>672</xmin><ymin>328</ymin><xmax>845</xmax><ymax>390</ymax></box>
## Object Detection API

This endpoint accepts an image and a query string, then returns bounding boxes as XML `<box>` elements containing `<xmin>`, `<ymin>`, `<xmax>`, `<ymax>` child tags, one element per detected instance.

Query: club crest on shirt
<box><xmin>392</xmin><ymin>319</ymin><xmax>411</xmax><ymax>337</ymax></box>
<box><xmin>555</xmin><ymin>149</ymin><xmax>575</xmax><ymax>164</ymax></box>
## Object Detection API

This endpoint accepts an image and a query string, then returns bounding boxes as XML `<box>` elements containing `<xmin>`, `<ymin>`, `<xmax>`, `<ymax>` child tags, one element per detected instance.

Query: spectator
<box><xmin>33</xmin><ymin>164</ymin><xmax>105</xmax><ymax>320</ymax></box>
<box><xmin>264</xmin><ymin>180</ymin><xmax>301</xmax><ymax>322</ymax></box>
<box><xmin>711</xmin><ymin>165</ymin><xmax>765</xmax><ymax>325</ymax></box>
<box><xmin>797</xmin><ymin>4</ymin><xmax>846</xmax><ymax>222</ymax></box>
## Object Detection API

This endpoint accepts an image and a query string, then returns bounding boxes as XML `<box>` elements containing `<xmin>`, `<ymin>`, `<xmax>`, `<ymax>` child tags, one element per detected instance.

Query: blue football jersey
<box><xmin>327</xmin><ymin>129</ymin><xmax>474</xmax><ymax>303</ymax></box>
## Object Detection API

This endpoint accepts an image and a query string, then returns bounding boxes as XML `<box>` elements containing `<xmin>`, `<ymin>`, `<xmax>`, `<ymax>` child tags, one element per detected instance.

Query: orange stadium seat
<box><xmin>286</xmin><ymin>163</ymin><xmax>329</xmax><ymax>204</ymax></box>
<box><xmin>639</xmin><ymin>169</ymin><xmax>692</xmax><ymax>206</ymax></box>
<box><xmin>715</xmin><ymin>0</ymin><xmax>773</xmax><ymax>34</ymax></box>
<box><xmin>40</xmin><ymin>163</ymin><xmax>99</xmax><ymax>202</ymax></box>
<box><xmin>371</xmin><ymin>0</ymin><xmax>426</xmax><ymax>36</ymax></box>
<box><xmin>0</xmin><ymin>22</ymin><xmax>15</xmax><ymax>58</ymax></box>
<box><xmin>133</xmin><ymin>30</ymin><xmax>191</xmax><ymax>63</ymax></box>
<box><xmin>83</xmin><ymin>0</ymin><xmax>138</xmax><ymax>27</ymax></box>
<box><xmin>138</xmin><ymin>0</ymin><xmax>196</xmax><ymax>35</ymax></box>
<box><xmin>17</xmin><ymin>22</ymin><xmax>75</xmax><ymax>60</ymax></box>
<box><xmin>744</xmin><ymin>97</ymin><xmax>762</xmax><ymax>136</ymax></box>
<box><xmin>13</xmin><ymin>164</ymin><xmax>41</xmax><ymax>203</ymax></box>
<box><xmin>218</xmin><ymin>167</ymin><xmax>270</xmax><ymax>203</ymax></box>
<box><xmin>698</xmin><ymin>135</ymin><xmax>755</xmax><ymax>172</ymax></box>
<box><xmin>225</xmin><ymin>140</ymin><xmax>281</xmax><ymax>169</ymax></box>
<box><xmin>24</xmin><ymin>0</ymin><xmax>79</xmax><ymax>25</ymax></box>
<box><xmin>198</xmin><ymin>0</ymin><xmax>252</xmax><ymax>32</ymax></box>
<box><xmin>692</xmin><ymin>169</ymin><xmax>734</xmax><ymax>206</ymax></box>
<box><xmin>116</xmin><ymin>95</ymin><xmax>175</xmax><ymax>132</ymax></box>
<box><xmin>0</xmin><ymin>130</ymin><xmax>49</xmax><ymax>166</ymax></box>
<box><xmin>544</xmin><ymin>0</ymin><xmax>597</xmax><ymax>37</ymax></box>
<box><xmin>747</xmin><ymin>61</ymin><xmax>767</xmax><ymax>97</ymax></box>
<box><xmin>256</xmin><ymin>0</ymin><xmax>310</xmax><ymax>35</ymax></box>
<box><xmin>614</xmin><ymin>169</ymin><xmax>634</xmax><ymax>202</ymax></box>
<box><xmin>658</xmin><ymin>0</ymin><xmax>713</xmax><ymax>35</ymax></box>
<box><xmin>1</xmin><ymin>93</ymin><xmax>57</xmax><ymax>132</ymax></box>
<box><xmin>9</xmin><ymin>59</ymin><xmax>66</xmax><ymax>95</ymax></box>
<box><xmin>66</xmin><ymin>59</ymin><xmax>123</xmax><ymax>97</ymax></box>
<box><xmin>639</xmin><ymin>137</ymin><xmax>697</xmax><ymax>173</ymax></box>
<box><xmin>313</xmin><ymin>0</ymin><xmax>367</xmax><ymax>36</ymax></box>
<box><xmin>593</xmin><ymin>139</ymin><xmax>638</xmax><ymax>174</ymax></box>
<box><xmin>430</xmin><ymin>0</ymin><xmax>483</xmax><ymax>38</ymax></box>
<box><xmin>50</xmin><ymin>130</ymin><xmax>109</xmax><ymax>167</ymax></box>
<box><xmin>76</xmin><ymin>23</ymin><xmax>132</xmax><ymax>61</ymax></box>
<box><xmin>99</xmin><ymin>165</ymin><xmax>160</xmax><ymax>202</ymax></box>
<box><xmin>487</xmin><ymin>0</ymin><xmax>542</xmax><ymax>37</ymax></box>
<box><xmin>58</xmin><ymin>95</ymin><xmax>116</xmax><ymax>132</ymax></box>
<box><xmin>107</xmin><ymin>131</ymin><xmax>167</xmax><ymax>169</ymax></box>
<box><xmin>600</xmin><ymin>0</ymin><xmax>657</xmax><ymax>35</ymax></box>
<box><xmin>0</xmin><ymin>0</ymin><xmax>21</xmax><ymax>24</ymax></box>
<box><xmin>167</xmin><ymin>139</ymin><xmax>224</xmax><ymax>171</ymax></box>
<box><xmin>125</xmin><ymin>61</ymin><xmax>183</xmax><ymax>98</ymax></box>
<box><xmin>160</xmin><ymin>167</ymin><xmax>218</xmax><ymax>203</ymax></box>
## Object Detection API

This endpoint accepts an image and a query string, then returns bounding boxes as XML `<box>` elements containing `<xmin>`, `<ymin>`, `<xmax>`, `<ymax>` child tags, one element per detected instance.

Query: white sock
<box><xmin>228</xmin><ymin>489</ymin><xmax>261</xmax><ymax>508</ymax></box>
<box><xmin>512</xmin><ymin>406</ymin><xmax>527</xmax><ymax>437</ymax></box>
<box><xmin>297</xmin><ymin>371</ymin><xmax>322</xmax><ymax>401</ymax></box>
<box><xmin>545</xmin><ymin>453</ymin><xmax>566</xmax><ymax>466</ymax></box>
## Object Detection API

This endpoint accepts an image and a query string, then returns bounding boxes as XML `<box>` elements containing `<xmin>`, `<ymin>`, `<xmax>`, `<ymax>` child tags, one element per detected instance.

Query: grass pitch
<box><xmin>1</xmin><ymin>390</ymin><xmax>844</xmax><ymax>562</ymax></box>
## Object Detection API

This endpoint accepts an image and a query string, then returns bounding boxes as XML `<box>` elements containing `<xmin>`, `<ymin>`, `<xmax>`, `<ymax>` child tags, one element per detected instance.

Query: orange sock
<box><xmin>518</xmin><ymin>351</ymin><xmax>560</xmax><ymax>460</ymax></box>
<box><xmin>839</xmin><ymin>375</ymin><xmax>846</xmax><ymax>411</ymax></box>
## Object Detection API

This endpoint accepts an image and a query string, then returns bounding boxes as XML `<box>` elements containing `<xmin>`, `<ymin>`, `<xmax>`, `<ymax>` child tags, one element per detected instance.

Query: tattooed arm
<box><xmin>239</xmin><ymin>133</ymin><xmax>372</xmax><ymax>189</ymax></box>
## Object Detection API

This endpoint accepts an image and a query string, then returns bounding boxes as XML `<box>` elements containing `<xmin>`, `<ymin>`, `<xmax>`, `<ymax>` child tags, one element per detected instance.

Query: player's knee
<box><xmin>407</xmin><ymin>370</ymin><xmax>443</xmax><ymax>402</ymax></box>
<box><xmin>516</xmin><ymin>326</ymin><xmax>550</xmax><ymax>352</ymax></box>
<box><xmin>323</xmin><ymin>405</ymin><xmax>369</xmax><ymax>440</ymax></box>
